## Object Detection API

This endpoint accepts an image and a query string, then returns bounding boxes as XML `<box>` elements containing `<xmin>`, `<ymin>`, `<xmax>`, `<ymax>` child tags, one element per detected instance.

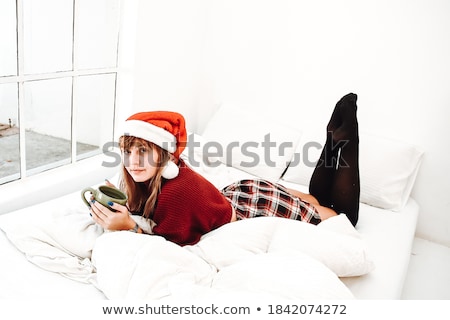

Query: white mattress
<box><xmin>281</xmin><ymin>180</ymin><xmax>419</xmax><ymax>299</ymax></box>
<box><xmin>341</xmin><ymin>199</ymin><xmax>419</xmax><ymax>299</ymax></box>
<box><xmin>0</xmin><ymin>171</ymin><xmax>418</xmax><ymax>300</ymax></box>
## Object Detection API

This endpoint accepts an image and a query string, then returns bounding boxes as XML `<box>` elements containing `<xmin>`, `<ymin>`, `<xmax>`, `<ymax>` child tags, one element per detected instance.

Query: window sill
<box><xmin>0</xmin><ymin>154</ymin><xmax>119</xmax><ymax>215</ymax></box>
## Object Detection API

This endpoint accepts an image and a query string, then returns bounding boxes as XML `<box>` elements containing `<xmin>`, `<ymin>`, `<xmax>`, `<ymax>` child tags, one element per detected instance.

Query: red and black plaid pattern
<box><xmin>221</xmin><ymin>179</ymin><xmax>321</xmax><ymax>225</ymax></box>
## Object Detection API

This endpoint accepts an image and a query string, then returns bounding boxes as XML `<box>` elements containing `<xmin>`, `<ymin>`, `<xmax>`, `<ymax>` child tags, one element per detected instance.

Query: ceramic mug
<box><xmin>81</xmin><ymin>185</ymin><xmax>128</xmax><ymax>211</ymax></box>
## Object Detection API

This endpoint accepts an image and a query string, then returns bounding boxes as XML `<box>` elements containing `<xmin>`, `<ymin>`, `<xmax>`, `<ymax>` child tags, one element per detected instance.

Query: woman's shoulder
<box><xmin>162</xmin><ymin>160</ymin><xmax>214</xmax><ymax>192</ymax></box>
<box><xmin>176</xmin><ymin>160</ymin><xmax>204</xmax><ymax>181</ymax></box>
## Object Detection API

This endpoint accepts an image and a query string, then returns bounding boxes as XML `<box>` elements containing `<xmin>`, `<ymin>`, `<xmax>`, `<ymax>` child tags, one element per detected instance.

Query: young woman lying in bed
<box><xmin>89</xmin><ymin>93</ymin><xmax>360</xmax><ymax>246</ymax></box>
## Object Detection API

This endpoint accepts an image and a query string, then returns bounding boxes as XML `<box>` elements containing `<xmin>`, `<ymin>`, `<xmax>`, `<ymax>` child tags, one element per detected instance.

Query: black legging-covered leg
<box><xmin>309</xmin><ymin>93</ymin><xmax>360</xmax><ymax>226</ymax></box>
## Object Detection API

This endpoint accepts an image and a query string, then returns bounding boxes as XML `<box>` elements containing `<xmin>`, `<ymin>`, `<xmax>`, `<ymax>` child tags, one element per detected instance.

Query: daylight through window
<box><xmin>0</xmin><ymin>0</ymin><xmax>121</xmax><ymax>184</ymax></box>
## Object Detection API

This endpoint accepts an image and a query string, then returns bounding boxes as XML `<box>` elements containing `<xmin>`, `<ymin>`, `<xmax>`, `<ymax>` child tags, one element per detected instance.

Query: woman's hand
<box><xmin>90</xmin><ymin>200</ymin><xmax>135</xmax><ymax>231</ymax></box>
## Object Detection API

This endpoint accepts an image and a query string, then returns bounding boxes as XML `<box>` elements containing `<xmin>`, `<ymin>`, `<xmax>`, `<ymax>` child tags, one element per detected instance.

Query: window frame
<box><xmin>0</xmin><ymin>0</ymin><xmax>121</xmax><ymax>184</ymax></box>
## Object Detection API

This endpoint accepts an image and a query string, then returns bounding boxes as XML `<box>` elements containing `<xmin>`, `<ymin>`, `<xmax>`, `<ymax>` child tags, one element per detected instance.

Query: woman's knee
<box><xmin>314</xmin><ymin>205</ymin><xmax>338</xmax><ymax>221</ymax></box>
<box><xmin>286</xmin><ymin>188</ymin><xmax>320</xmax><ymax>206</ymax></box>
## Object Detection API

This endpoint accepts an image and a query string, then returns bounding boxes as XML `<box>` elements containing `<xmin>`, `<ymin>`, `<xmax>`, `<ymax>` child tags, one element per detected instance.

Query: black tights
<box><xmin>309</xmin><ymin>93</ymin><xmax>360</xmax><ymax>226</ymax></box>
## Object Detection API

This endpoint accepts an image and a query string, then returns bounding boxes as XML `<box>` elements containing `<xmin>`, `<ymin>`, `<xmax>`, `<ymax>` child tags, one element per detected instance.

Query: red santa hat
<box><xmin>121</xmin><ymin>111</ymin><xmax>187</xmax><ymax>179</ymax></box>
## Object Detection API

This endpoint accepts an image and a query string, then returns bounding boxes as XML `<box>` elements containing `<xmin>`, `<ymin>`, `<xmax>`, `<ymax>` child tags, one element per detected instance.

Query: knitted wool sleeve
<box><xmin>151</xmin><ymin>162</ymin><xmax>233</xmax><ymax>246</ymax></box>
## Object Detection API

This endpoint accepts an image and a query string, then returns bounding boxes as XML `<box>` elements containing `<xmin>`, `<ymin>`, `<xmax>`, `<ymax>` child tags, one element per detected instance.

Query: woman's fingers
<box><xmin>108</xmin><ymin>202</ymin><xmax>128</xmax><ymax>214</ymax></box>
<box><xmin>90</xmin><ymin>200</ymin><xmax>110</xmax><ymax>222</ymax></box>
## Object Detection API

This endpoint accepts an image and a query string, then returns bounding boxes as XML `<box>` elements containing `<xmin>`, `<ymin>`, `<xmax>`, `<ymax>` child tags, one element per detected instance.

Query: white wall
<box><xmin>130</xmin><ymin>0</ymin><xmax>211</xmax><ymax>134</ymax></box>
<box><xmin>130</xmin><ymin>0</ymin><xmax>450</xmax><ymax>246</ymax></box>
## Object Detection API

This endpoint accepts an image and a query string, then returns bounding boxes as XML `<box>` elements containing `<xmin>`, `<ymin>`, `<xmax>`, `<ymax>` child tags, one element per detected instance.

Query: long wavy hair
<box><xmin>118</xmin><ymin>135</ymin><xmax>172</xmax><ymax>219</ymax></box>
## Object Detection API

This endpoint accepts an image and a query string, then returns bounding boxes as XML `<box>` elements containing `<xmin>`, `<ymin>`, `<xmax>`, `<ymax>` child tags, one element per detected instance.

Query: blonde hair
<box><xmin>118</xmin><ymin>135</ymin><xmax>171</xmax><ymax>219</ymax></box>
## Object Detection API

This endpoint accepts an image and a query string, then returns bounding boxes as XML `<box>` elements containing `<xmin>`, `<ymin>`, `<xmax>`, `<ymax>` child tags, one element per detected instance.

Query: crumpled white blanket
<box><xmin>0</xmin><ymin>204</ymin><xmax>100</xmax><ymax>282</ymax></box>
<box><xmin>0</xmin><ymin>202</ymin><xmax>151</xmax><ymax>283</ymax></box>
<box><xmin>0</xmin><ymin>202</ymin><xmax>374</xmax><ymax>299</ymax></box>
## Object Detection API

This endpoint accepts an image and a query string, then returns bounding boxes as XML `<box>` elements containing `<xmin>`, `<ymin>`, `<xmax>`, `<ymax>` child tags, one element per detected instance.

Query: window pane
<box><xmin>23</xmin><ymin>0</ymin><xmax>73</xmax><ymax>74</ymax></box>
<box><xmin>0</xmin><ymin>0</ymin><xmax>17</xmax><ymax>76</ymax></box>
<box><xmin>23</xmin><ymin>78</ymin><xmax>72</xmax><ymax>175</ymax></box>
<box><xmin>75</xmin><ymin>74</ymin><xmax>116</xmax><ymax>160</ymax></box>
<box><xmin>76</xmin><ymin>0</ymin><xmax>120</xmax><ymax>69</ymax></box>
<box><xmin>0</xmin><ymin>83</ymin><xmax>20</xmax><ymax>184</ymax></box>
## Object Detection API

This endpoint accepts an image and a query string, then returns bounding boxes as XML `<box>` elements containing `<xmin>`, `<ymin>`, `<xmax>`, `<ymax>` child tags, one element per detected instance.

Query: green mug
<box><xmin>81</xmin><ymin>185</ymin><xmax>128</xmax><ymax>211</ymax></box>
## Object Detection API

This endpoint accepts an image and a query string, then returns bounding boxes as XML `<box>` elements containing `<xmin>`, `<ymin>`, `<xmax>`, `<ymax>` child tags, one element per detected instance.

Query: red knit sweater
<box><xmin>151</xmin><ymin>161</ymin><xmax>233</xmax><ymax>246</ymax></box>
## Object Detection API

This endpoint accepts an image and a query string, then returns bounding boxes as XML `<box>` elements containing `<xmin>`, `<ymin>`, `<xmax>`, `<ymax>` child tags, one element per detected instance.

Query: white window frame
<box><xmin>0</xmin><ymin>0</ymin><xmax>120</xmax><ymax>183</ymax></box>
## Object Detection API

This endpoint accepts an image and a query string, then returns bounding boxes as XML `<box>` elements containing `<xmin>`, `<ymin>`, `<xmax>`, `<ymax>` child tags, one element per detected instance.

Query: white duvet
<box><xmin>0</xmin><ymin>201</ymin><xmax>374</xmax><ymax>300</ymax></box>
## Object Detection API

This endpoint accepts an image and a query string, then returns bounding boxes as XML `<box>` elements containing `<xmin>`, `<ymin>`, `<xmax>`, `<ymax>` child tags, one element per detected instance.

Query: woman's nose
<box><xmin>128</xmin><ymin>150</ymin><xmax>142</xmax><ymax>166</ymax></box>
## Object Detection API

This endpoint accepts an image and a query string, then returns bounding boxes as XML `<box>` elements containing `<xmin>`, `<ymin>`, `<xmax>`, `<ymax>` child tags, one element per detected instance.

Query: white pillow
<box><xmin>201</xmin><ymin>103</ymin><xmax>302</xmax><ymax>182</ymax></box>
<box><xmin>282</xmin><ymin>130</ymin><xmax>424</xmax><ymax>211</ymax></box>
<box><xmin>181</xmin><ymin>132</ymin><xmax>262</xmax><ymax>190</ymax></box>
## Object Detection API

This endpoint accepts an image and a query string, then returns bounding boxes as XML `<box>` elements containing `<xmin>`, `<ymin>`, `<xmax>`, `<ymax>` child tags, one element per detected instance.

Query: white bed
<box><xmin>0</xmin><ymin>103</ymin><xmax>423</xmax><ymax>300</ymax></box>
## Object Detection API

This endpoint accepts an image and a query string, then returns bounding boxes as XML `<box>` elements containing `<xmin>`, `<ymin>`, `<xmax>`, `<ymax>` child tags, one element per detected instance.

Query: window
<box><xmin>0</xmin><ymin>0</ymin><xmax>120</xmax><ymax>184</ymax></box>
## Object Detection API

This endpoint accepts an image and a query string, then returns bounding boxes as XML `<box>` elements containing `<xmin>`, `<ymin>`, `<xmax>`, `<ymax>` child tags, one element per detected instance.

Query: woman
<box><xmin>89</xmin><ymin>93</ymin><xmax>360</xmax><ymax>246</ymax></box>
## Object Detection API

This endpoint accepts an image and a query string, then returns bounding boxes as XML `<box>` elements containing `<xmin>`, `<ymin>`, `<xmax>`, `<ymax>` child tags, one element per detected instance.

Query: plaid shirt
<box><xmin>221</xmin><ymin>179</ymin><xmax>321</xmax><ymax>225</ymax></box>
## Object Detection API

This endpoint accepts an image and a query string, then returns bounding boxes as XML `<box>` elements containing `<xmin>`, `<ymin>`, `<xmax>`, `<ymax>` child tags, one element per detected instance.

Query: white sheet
<box><xmin>0</xmin><ymin>149</ymin><xmax>419</xmax><ymax>300</ymax></box>
<box><xmin>185</xmin><ymin>148</ymin><xmax>420</xmax><ymax>299</ymax></box>
<box><xmin>341</xmin><ymin>199</ymin><xmax>420</xmax><ymax>299</ymax></box>
<box><xmin>0</xmin><ymin>191</ymin><xmax>373</xmax><ymax>300</ymax></box>
<box><xmin>92</xmin><ymin>229</ymin><xmax>356</xmax><ymax>300</ymax></box>
<box><xmin>0</xmin><ymin>191</ymin><xmax>106</xmax><ymax>299</ymax></box>
<box><xmin>280</xmin><ymin>179</ymin><xmax>420</xmax><ymax>299</ymax></box>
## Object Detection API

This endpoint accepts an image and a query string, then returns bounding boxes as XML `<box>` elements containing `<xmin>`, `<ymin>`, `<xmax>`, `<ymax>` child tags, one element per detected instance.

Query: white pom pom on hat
<box><xmin>161</xmin><ymin>160</ymin><xmax>179</xmax><ymax>179</ymax></box>
<box><xmin>121</xmin><ymin>111</ymin><xmax>187</xmax><ymax>179</ymax></box>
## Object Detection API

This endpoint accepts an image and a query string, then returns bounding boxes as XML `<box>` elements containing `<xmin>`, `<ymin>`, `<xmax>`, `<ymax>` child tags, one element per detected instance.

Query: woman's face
<box><xmin>122</xmin><ymin>144</ymin><xmax>160</xmax><ymax>183</ymax></box>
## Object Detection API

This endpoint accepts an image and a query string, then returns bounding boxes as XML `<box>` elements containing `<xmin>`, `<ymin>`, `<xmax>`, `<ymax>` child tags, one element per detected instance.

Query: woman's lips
<box><xmin>129</xmin><ymin>169</ymin><xmax>145</xmax><ymax>174</ymax></box>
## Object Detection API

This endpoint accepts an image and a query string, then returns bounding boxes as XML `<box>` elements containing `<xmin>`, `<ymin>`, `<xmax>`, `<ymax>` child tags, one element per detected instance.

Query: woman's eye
<box><xmin>139</xmin><ymin>148</ymin><xmax>147</xmax><ymax>154</ymax></box>
<box><xmin>123</xmin><ymin>149</ymin><xmax>131</xmax><ymax>154</ymax></box>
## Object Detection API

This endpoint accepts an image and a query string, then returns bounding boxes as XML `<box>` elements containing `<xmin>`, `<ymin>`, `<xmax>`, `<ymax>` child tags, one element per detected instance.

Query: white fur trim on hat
<box><xmin>122</xmin><ymin>119</ymin><xmax>177</xmax><ymax>153</ymax></box>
